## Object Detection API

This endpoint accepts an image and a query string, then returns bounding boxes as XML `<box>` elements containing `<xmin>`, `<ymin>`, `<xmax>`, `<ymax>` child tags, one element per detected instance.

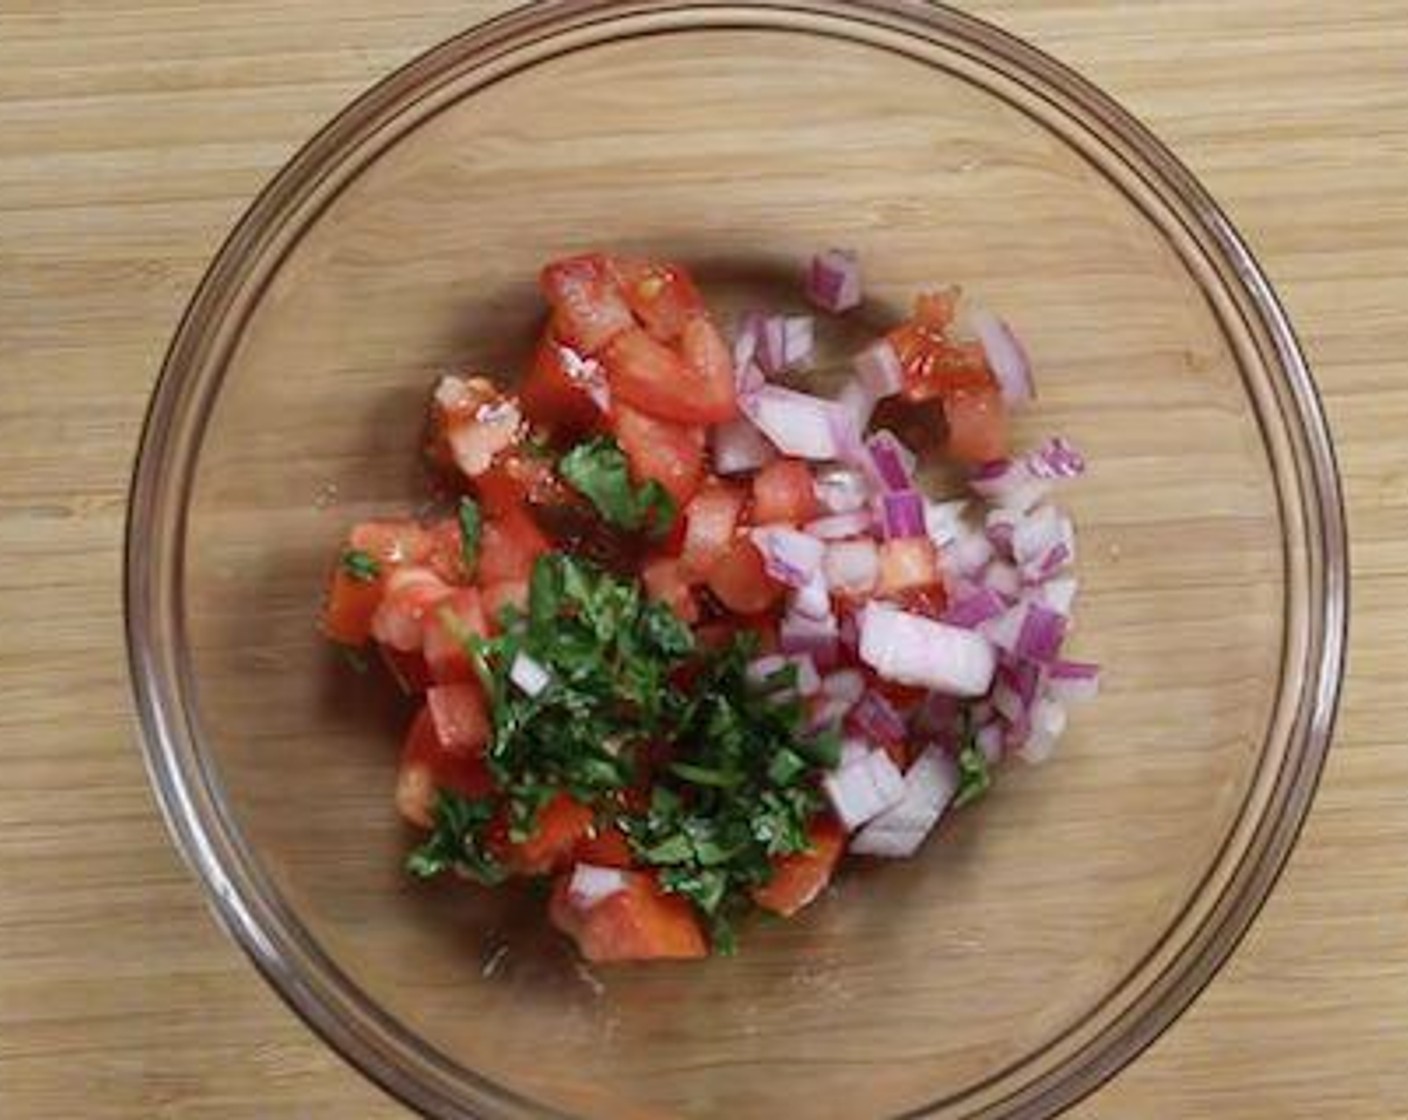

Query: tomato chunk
<box><xmin>521</xmin><ymin>330</ymin><xmax>606</xmax><ymax>440</ymax></box>
<box><xmin>679</xmin><ymin>481</ymin><xmax>745</xmax><ymax>578</ymax></box>
<box><xmin>422</xmin><ymin>588</ymin><xmax>489</xmax><ymax>684</ymax></box>
<box><xmin>943</xmin><ymin>386</ymin><xmax>1009</xmax><ymax>465</ymax></box>
<box><xmin>371</xmin><ymin>567</ymin><xmax>453</xmax><ymax>652</ymax></box>
<box><xmin>751</xmin><ymin>458</ymin><xmax>818</xmax><ymax>526</ymax></box>
<box><xmin>428</xmin><ymin>376</ymin><xmax>524</xmax><ymax>480</ymax></box>
<box><xmin>477</xmin><ymin>508</ymin><xmax>550</xmax><ymax>585</ymax></box>
<box><xmin>395</xmin><ymin>706</ymin><xmax>495</xmax><ymax>828</ymax></box>
<box><xmin>425</xmin><ymin>682</ymin><xmax>490</xmax><ymax>754</ymax></box>
<box><xmin>540</xmin><ymin>254</ymin><xmax>635</xmax><ymax>355</ymax></box>
<box><xmin>498</xmin><ymin>794</ymin><xmax>595</xmax><ymax>877</ymax></box>
<box><xmin>603</xmin><ymin>326</ymin><xmax>736</xmax><ymax>425</ymax></box>
<box><xmin>610</xmin><ymin>401</ymin><xmax>705</xmax><ymax>507</ymax></box>
<box><xmin>480</xmin><ymin>578</ymin><xmax>529</xmax><ymax>625</ymax></box>
<box><xmin>641</xmin><ymin>556</ymin><xmax>699</xmax><ymax>624</ymax></box>
<box><xmin>349</xmin><ymin>519</ymin><xmax>435</xmax><ymax>568</ymax></box>
<box><xmin>610</xmin><ymin>257</ymin><xmax>706</xmax><ymax>342</ymax></box>
<box><xmin>474</xmin><ymin>447</ymin><xmax>569</xmax><ymax>520</ymax></box>
<box><xmin>549</xmin><ymin>870</ymin><xmax>708</xmax><ymax>962</ymax></box>
<box><xmin>705</xmin><ymin>537</ymin><xmax>784</xmax><ymax>615</ymax></box>
<box><xmin>877</xmin><ymin>537</ymin><xmax>939</xmax><ymax>596</ymax></box>
<box><xmin>888</xmin><ymin>291</ymin><xmax>994</xmax><ymax>403</ymax></box>
<box><xmin>573</xmin><ymin>824</ymin><xmax>635</xmax><ymax>869</ymax></box>
<box><xmin>322</xmin><ymin>568</ymin><xmax>383</xmax><ymax>646</ymax></box>
<box><xmin>752</xmin><ymin>817</ymin><xmax>847</xmax><ymax>917</ymax></box>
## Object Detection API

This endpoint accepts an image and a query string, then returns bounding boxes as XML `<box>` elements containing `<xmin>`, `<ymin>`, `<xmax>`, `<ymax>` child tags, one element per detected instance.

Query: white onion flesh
<box><xmin>859</xmin><ymin>602</ymin><xmax>997</xmax><ymax>697</ymax></box>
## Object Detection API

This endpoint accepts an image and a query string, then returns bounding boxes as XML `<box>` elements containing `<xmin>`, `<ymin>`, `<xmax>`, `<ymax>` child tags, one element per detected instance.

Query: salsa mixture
<box><xmin>320</xmin><ymin>250</ymin><xmax>1098</xmax><ymax>962</ymax></box>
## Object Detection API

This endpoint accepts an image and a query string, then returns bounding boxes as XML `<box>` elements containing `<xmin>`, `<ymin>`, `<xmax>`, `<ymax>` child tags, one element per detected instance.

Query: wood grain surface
<box><xmin>0</xmin><ymin>2</ymin><xmax>1404</xmax><ymax>1118</ymax></box>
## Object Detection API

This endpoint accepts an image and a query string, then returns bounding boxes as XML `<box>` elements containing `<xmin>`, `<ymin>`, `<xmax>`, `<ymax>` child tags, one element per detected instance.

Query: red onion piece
<box><xmin>859</xmin><ymin>602</ymin><xmax>997</xmax><ymax>697</ymax></box>
<box><xmin>981</xmin><ymin>561</ymin><xmax>1022</xmax><ymax>599</ymax></box>
<box><xmin>985</xmin><ymin>507</ymin><xmax>1020</xmax><ymax>557</ymax></box>
<box><xmin>808</xmin><ymin>693</ymin><xmax>855</xmax><ymax>733</ymax></box>
<box><xmin>791</xmin><ymin>571</ymin><xmax>832</xmax><ymax>621</ymax></box>
<box><xmin>568</xmin><ymin>864</ymin><xmax>628</xmax><ymax>908</ymax></box>
<box><xmin>854</xmin><ymin>338</ymin><xmax>903</xmax><ymax>399</ymax></box>
<box><xmin>949</xmin><ymin>530</ymin><xmax>995</xmax><ymax>577</ymax></box>
<box><xmin>742</xmin><ymin>385</ymin><xmax>846</xmax><ymax>460</ymax></box>
<box><xmin>1015</xmin><ymin>603</ymin><xmax>1068</xmax><ymax>663</ymax></box>
<box><xmin>924</xmin><ymin>498</ymin><xmax>970</xmax><ymax>548</ymax></box>
<box><xmin>821</xmin><ymin>668</ymin><xmax>866</xmax><ymax>706</ymax></box>
<box><xmin>845</xmin><ymin>689</ymin><xmax>907</xmax><ymax>746</ymax></box>
<box><xmin>805</xmin><ymin>248</ymin><xmax>862</xmax><ymax>314</ymax></box>
<box><xmin>911</xmin><ymin>691</ymin><xmax>959</xmax><ymax>737</ymax></box>
<box><xmin>864</xmin><ymin>430</ymin><xmax>917</xmax><ymax>492</ymax></box>
<box><xmin>942</xmin><ymin>587</ymin><xmax>1008</xmax><ymax>629</ymax></box>
<box><xmin>1046</xmin><ymin>659</ymin><xmax>1100</xmax><ymax>703</ymax></box>
<box><xmin>880</xmin><ymin>489</ymin><xmax>927</xmax><ymax>540</ymax></box>
<box><xmin>780</xmin><ymin>609</ymin><xmax>839</xmax><ymax>669</ymax></box>
<box><xmin>850</xmin><ymin>747</ymin><xmax>957</xmax><ymax>858</ymax></box>
<box><xmin>813</xmin><ymin>464</ymin><xmax>871</xmax><ymax>515</ymax></box>
<box><xmin>784</xmin><ymin>316</ymin><xmax>814</xmax><ymax>369</ymax></box>
<box><xmin>736</xmin><ymin>360</ymin><xmax>766</xmax><ymax>395</ymax></box>
<box><xmin>733</xmin><ymin>310</ymin><xmax>762</xmax><ymax>370</ymax></box>
<box><xmin>753</xmin><ymin>526</ymin><xmax>825</xmax><ymax>588</ymax></box>
<box><xmin>806</xmin><ymin>510</ymin><xmax>873</xmax><ymax>540</ymax></box>
<box><xmin>975</xmin><ymin>720</ymin><xmax>1004</xmax><ymax>764</ymax></box>
<box><xmin>823</xmin><ymin>538</ymin><xmax>880</xmax><ymax>595</ymax></box>
<box><xmin>1039</xmin><ymin>574</ymin><xmax>1077</xmax><ymax>615</ymax></box>
<box><xmin>970</xmin><ymin>308</ymin><xmax>1034</xmax><ymax>404</ymax></box>
<box><xmin>1026</xmin><ymin>437</ymin><xmax>1086</xmax><ymax>480</ymax></box>
<box><xmin>1016</xmin><ymin>697</ymin><xmax>1067</xmax><ymax>764</ymax></box>
<box><xmin>823</xmin><ymin>748</ymin><xmax>905</xmax><ymax>830</ymax></box>
<box><xmin>712</xmin><ymin>416</ymin><xmax>776</xmax><ymax>476</ymax></box>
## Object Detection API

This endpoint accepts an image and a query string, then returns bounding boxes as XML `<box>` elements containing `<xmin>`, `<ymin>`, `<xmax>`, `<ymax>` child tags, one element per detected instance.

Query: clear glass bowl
<box><xmin>125</xmin><ymin>2</ymin><xmax>1347</xmax><ymax>1117</ymax></box>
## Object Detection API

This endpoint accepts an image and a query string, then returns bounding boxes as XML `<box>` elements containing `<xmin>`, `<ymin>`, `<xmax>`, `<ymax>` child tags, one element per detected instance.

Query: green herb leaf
<box><xmin>558</xmin><ymin>436</ymin><xmax>677</xmax><ymax>538</ymax></box>
<box><xmin>953</xmin><ymin>707</ymin><xmax>991</xmax><ymax>809</ymax></box>
<box><xmin>406</xmin><ymin>790</ymin><xmax>507</xmax><ymax>885</ymax></box>
<box><xmin>457</xmin><ymin>497</ymin><xmax>482</xmax><ymax>576</ymax></box>
<box><xmin>340</xmin><ymin>548</ymin><xmax>380</xmax><ymax>583</ymax></box>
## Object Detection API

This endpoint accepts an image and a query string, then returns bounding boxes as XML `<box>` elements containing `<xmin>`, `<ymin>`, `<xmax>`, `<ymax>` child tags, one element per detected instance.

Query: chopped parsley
<box><xmin>953</xmin><ymin>707</ymin><xmax>991</xmax><ymax>809</ymax></box>
<box><xmin>558</xmin><ymin>436</ymin><xmax>676</xmax><ymax>538</ymax></box>
<box><xmin>339</xmin><ymin>548</ymin><xmax>380</xmax><ymax>583</ymax></box>
<box><xmin>407</xmin><ymin>790</ymin><xmax>508</xmax><ymax>886</ymax></box>
<box><xmin>457</xmin><ymin>496</ymin><xmax>482</xmax><ymax>576</ymax></box>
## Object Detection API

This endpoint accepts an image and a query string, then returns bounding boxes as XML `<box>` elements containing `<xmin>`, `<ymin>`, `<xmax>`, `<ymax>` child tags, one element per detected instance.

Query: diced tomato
<box><xmin>877</xmin><ymin>537</ymin><xmax>939</xmax><ymax>596</ymax></box>
<box><xmin>573</xmin><ymin>823</ymin><xmax>635</xmax><ymax>869</ymax></box>
<box><xmin>751</xmin><ymin>817</ymin><xmax>847</xmax><ymax>917</ymax></box>
<box><xmin>679</xmin><ymin>481</ymin><xmax>745</xmax><ymax>578</ymax></box>
<box><xmin>540</xmin><ymin>254</ymin><xmax>635</xmax><ymax>355</ymax></box>
<box><xmin>422</xmin><ymin>589</ymin><xmax>489</xmax><ymax>683</ymax></box>
<box><xmin>371</xmin><ymin>567</ymin><xmax>453</xmax><ymax>652</ymax></box>
<box><xmin>426</xmin><ymin>682</ymin><xmax>490</xmax><ymax>754</ymax></box>
<box><xmin>423</xmin><ymin>517</ymin><xmax>471</xmax><ymax>585</ymax></box>
<box><xmin>549</xmin><ymin>870</ymin><xmax>708</xmax><ymax>962</ymax></box>
<box><xmin>349</xmin><ymin>519</ymin><xmax>435</xmax><ymax>568</ymax></box>
<box><xmin>943</xmin><ymin>386</ymin><xmax>1009</xmax><ymax>465</ymax></box>
<box><xmin>610</xmin><ymin>401</ymin><xmax>705</xmax><ymax>506</ymax></box>
<box><xmin>705</xmin><ymin>538</ymin><xmax>784</xmax><ymax>616</ymax></box>
<box><xmin>603</xmin><ymin>326</ymin><xmax>736</xmax><ymax>425</ymax></box>
<box><xmin>498</xmin><ymin>794</ymin><xmax>595</xmax><ymax>877</ymax></box>
<box><xmin>480</xmin><ymin>578</ymin><xmax>529</xmax><ymax>625</ymax></box>
<box><xmin>641</xmin><ymin>556</ymin><xmax>699</xmax><ymax>623</ymax></box>
<box><xmin>477</xmin><ymin>508</ymin><xmax>550</xmax><ymax>585</ymax></box>
<box><xmin>379</xmin><ymin>644</ymin><xmax>434</xmax><ymax>694</ymax></box>
<box><xmin>609</xmin><ymin>257</ymin><xmax>706</xmax><ymax>342</ymax></box>
<box><xmin>395</xmin><ymin>706</ymin><xmax>495</xmax><ymax>828</ymax></box>
<box><xmin>751</xmin><ymin>458</ymin><xmax>819</xmax><ymax>526</ymax></box>
<box><xmin>520</xmin><ymin>331</ymin><xmax>605</xmax><ymax>440</ymax></box>
<box><xmin>888</xmin><ymin>291</ymin><xmax>994</xmax><ymax>403</ymax></box>
<box><xmin>474</xmin><ymin>447</ymin><xmax>569</xmax><ymax>519</ymax></box>
<box><xmin>887</xmin><ymin>582</ymin><xmax>948</xmax><ymax>620</ymax></box>
<box><xmin>914</xmin><ymin>287</ymin><xmax>960</xmax><ymax>329</ymax></box>
<box><xmin>322</xmin><ymin>569</ymin><xmax>384</xmax><ymax>646</ymax></box>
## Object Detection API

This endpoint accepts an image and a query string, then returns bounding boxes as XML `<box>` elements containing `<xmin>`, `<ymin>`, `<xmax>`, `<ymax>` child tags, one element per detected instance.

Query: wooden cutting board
<box><xmin>1</xmin><ymin>2</ymin><xmax>1404</xmax><ymax>1117</ymax></box>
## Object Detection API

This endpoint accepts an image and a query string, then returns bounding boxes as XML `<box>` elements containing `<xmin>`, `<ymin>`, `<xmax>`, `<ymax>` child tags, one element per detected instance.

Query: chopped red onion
<box><xmin>970</xmin><ymin>308</ymin><xmax>1034</xmax><ymax>404</ymax></box>
<box><xmin>785</xmin><ymin>316</ymin><xmax>814</xmax><ymax>369</ymax></box>
<box><xmin>1013</xmin><ymin>506</ymin><xmax>1074</xmax><ymax>571</ymax></box>
<box><xmin>733</xmin><ymin>310</ymin><xmax>762</xmax><ymax>371</ymax></box>
<box><xmin>753</xmin><ymin>526</ymin><xmax>825</xmax><ymax>588</ymax></box>
<box><xmin>991</xmin><ymin>679</ymin><xmax>1025</xmax><ymax>724</ymax></box>
<box><xmin>742</xmin><ymin>385</ymin><xmax>846</xmax><ymax>460</ymax></box>
<box><xmin>859</xmin><ymin>602</ymin><xmax>997</xmax><ymax>697</ymax></box>
<box><xmin>1015</xmin><ymin>603</ymin><xmax>1068</xmax><ymax>663</ymax></box>
<box><xmin>985</xmin><ymin>507</ymin><xmax>1020</xmax><ymax>556</ymax></box>
<box><xmin>805</xmin><ymin>248</ymin><xmax>862</xmax><ymax>314</ymax></box>
<box><xmin>865</xmin><ymin>431</ymin><xmax>916</xmax><ymax>492</ymax></box>
<box><xmin>880</xmin><ymin>490</ymin><xmax>927</xmax><ymax>540</ymax></box>
<box><xmin>837</xmin><ymin>608</ymin><xmax>860</xmax><ymax>658</ymax></box>
<box><xmin>736</xmin><ymin>360</ymin><xmax>766</xmax><ymax>395</ymax></box>
<box><xmin>809</xmin><ymin>693</ymin><xmax>855</xmax><ymax>733</ymax></box>
<box><xmin>979</xmin><ymin>601</ymin><xmax>1026</xmax><ymax>655</ymax></box>
<box><xmin>568</xmin><ymin>864</ymin><xmax>628</xmax><ymax>908</ymax></box>
<box><xmin>834</xmin><ymin>378</ymin><xmax>877</xmax><ymax>444</ymax></box>
<box><xmin>805</xmin><ymin>510</ymin><xmax>873</xmax><ymax>540</ymax></box>
<box><xmin>838</xmin><ymin>736</ymin><xmax>871</xmax><ymax>769</ymax></box>
<box><xmin>712</xmin><ymin>416</ymin><xmax>776</xmax><ymax>476</ymax></box>
<box><xmin>823</xmin><ymin>538</ymin><xmax>880</xmax><ymax>595</ymax></box>
<box><xmin>780</xmin><ymin>609</ymin><xmax>839</xmax><ymax>669</ymax></box>
<box><xmin>924</xmin><ymin>498</ymin><xmax>970</xmax><ymax>548</ymax></box>
<box><xmin>1026</xmin><ymin>437</ymin><xmax>1086</xmax><ymax>480</ymax></box>
<box><xmin>1021</xmin><ymin>540</ymin><xmax>1072</xmax><ymax>584</ymax></box>
<box><xmin>1017</xmin><ymin>697</ymin><xmax>1067</xmax><ymax>764</ymax></box>
<box><xmin>911</xmin><ymin>691</ymin><xmax>959</xmax><ymax>737</ymax></box>
<box><xmin>748</xmin><ymin>653</ymin><xmax>788</xmax><ymax>685</ymax></box>
<box><xmin>509</xmin><ymin>652</ymin><xmax>552</xmax><ymax>696</ymax></box>
<box><xmin>981</xmin><ymin>561</ymin><xmax>1022</xmax><ymax>599</ymax></box>
<box><xmin>821</xmin><ymin>668</ymin><xmax>866</xmax><ymax>706</ymax></box>
<box><xmin>1038</xmin><ymin>574</ymin><xmax>1077</xmax><ymax>615</ymax></box>
<box><xmin>791</xmin><ymin>571</ymin><xmax>832</xmax><ymax>620</ymax></box>
<box><xmin>942</xmin><ymin>586</ymin><xmax>1008</xmax><ymax>629</ymax></box>
<box><xmin>975</xmin><ymin>720</ymin><xmax>1004</xmax><ymax>764</ymax></box>
<box><xmin>813</xmin><ymin>464</ymin><xmax>871</xmax><ymax>515</ymax></box>
<box><xmin>823</xmin><ymin>748</ymin><xmax>905</xmax><ymax>830</ymax></box>
<box><xmin>854</xmin><ymin>338</ymin><xmax>903</xmax><ymax>399</ymax></box>
<box><xmin>850</xmin><ymin>747</ymin><xmax>957</xmax><ymax>858</ymax></box>
<box><xmin>1046</xmin><ymin>659</ymin><xmax>1100</xmax><ymax>704</ymax></box>
<box><xmin>949</xmin><ymin>530</ymin><xmax>995</xmax><ymax>577</ymax></box>
<box><xmin>846</xmin><ymin>689</ymin><xmax>907</xmax><ymax>746</ymax></box>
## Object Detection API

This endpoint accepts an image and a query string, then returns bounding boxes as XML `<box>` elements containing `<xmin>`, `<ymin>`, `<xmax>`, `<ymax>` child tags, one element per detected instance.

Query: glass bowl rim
<box><xmin>124</xmin><ymin>1</ymin><xmax>1349</xmax><ymax>1117</ymax></box>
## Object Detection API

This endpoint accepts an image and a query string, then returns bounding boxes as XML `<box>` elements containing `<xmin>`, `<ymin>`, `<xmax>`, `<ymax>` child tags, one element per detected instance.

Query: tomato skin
<box><xmin>603</xmin><ymin>327</ymin><xmax>736</xmax><ymax>425</ymax></box>
<box><xmin>679</xmin><ymin>481</ymin><xmax>745</xmax><ymax>578</ymax></box>
<box><xmin>751</xmin><ymin>458</ymin><xmax>819</xmax><ymax>526</ymax></box>
<box><xmin>350</xmin><ymin>520</ymin><xmax>435</xmax><ymax>568</ymax></box>
<box><xmin>521</xmin><ymin>331</ymin><xmax>606</xmax><ymax>440</ymax></box>
<box><xmin>886</xmin><ymin>582</ymin><xmax>948</xmax><ymax>621</ymax></box>
<box><xmin>480</xmin><ymin>579</ymin><xmax>529</xmax><ymax>626</ymax></box>
<box><xmin>573</xmin><ymin>824</ymin><xmax>635</xmax><ymax>869</ymax></box>
<box><xmin>943</xmin><ymin>386</ymin><xmax>1009</xmax><ymax>464</ymax></box>
<box><xmin>422</xmin><ymin>588</ymin><xmax>489</xmax><ymax>684</ymax></box>
<box><xmin>705</xmin><ymin>537</ymin><xmax>784</xmax><ymax>616</ymax></box>
<box><xmin>641</xmin><ymin>556</ymin><xmax>699</xmax><ymax>624</ymax></box>
<box><xmin>887</xmin><ymin>291</ymin><xmax>994</xmax><ymax>404</ymax></box>
<box><xmin>322</xmin><ymin>569</ymin><xmax>384</xmax><ymax>646</ymax></box>
<box><xmin>497</xmin><ymin>794</ymin><xmax>596</xmax><ymax>877</ymax></box>
<box><xmin>752</xmin><ymin>817</ymin><xmax>847</xmax><ymax>917</ymax></box>
<box><xmin>474</xmin><ymin>447</ymin><xmax>569</xmax><ymax>519</ymax></box>
<box><xmin>371</xmin><ymin>567</ymin><xmax>454</xmax><ymax>652</ymax></box>
<box><xmin>379</xmin><ymin>644</ymin><xmax>434</xmax><ymax>695</ymax></box>
<box><xmin>609</xmin><ymin>257</ymin><xmax>706</xmax><ymax>342</ymax></box>
<box><xmin>549</xmin><ymin>870</ymin><xmax>708</xmax><ymax>962</ymax></box>
<box><xmin>540</xmin><ymin>254</ymin><xmax>635</xmax><ymax>355</ymax></box>
<box><xmin>677</xmin><ymin>317</ymin><xmax>738</xmax><ymax>422</ymax></box>
<box><xmin>324</xmin><ymin>519</ymin><xmax>440</xmax><ymax>645</ymax></box>
<box><xmin>395</xmin><ymin>706</ymin><xmax>495</xmax><ymax>828</ymax></box>
<box><xmin>425</xmin><ymin>682</ymin><xmax>491</xmax><ymax>754</ymax></box>
<box><xmin>610</xmin><ymin>401</ymin><xmax>705</xmax><ymax>507</ymax></box>
<box><xmin>477</xmin><ymin>508</ymin><xmax>550</xmax><ymax>585</ymax></box>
